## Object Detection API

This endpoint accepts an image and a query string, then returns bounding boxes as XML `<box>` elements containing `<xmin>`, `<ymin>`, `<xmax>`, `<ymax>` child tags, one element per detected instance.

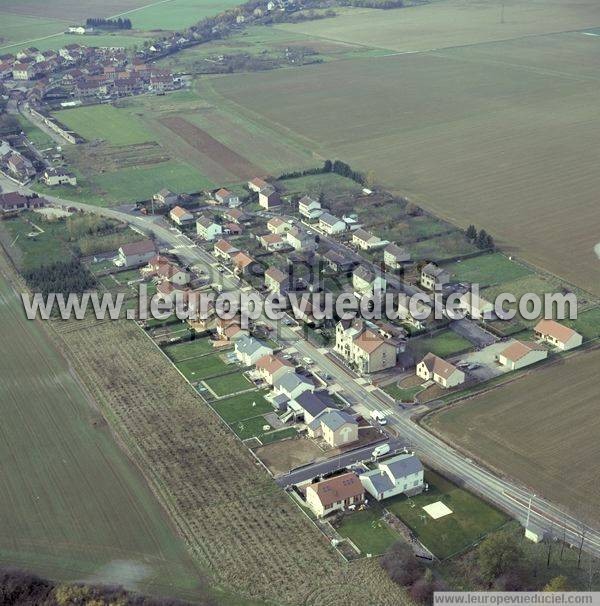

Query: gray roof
<box><xmin>298</xmin><ymin>195</ymin><xmax>318</xmax><ymax>207</ymax></box>
<box><xmin>422</xmin><ymin>262</ymin><xmax>447</xmax><ymax>277</ymax></box>
<box><xmin>361</xmin><ymin>469</ymin><xmax>395</xmax><ymax>494</ymax></box>
<box><xmin>309</xmin><ymin>408</ymin><xmax>356</xmax><ymax>432</ymax></box>
<box><xmin>353</xmin><ymin>264</ymin><xmax>374</xmax><ymax>283</ymax></box>
<box><xmin>381</xmin><ymin>454</ymin><xmax>423</xmax><ymax>480</ymax></box>
<box><xmin>196</xmin><ymin>215</ymin><xmax>218</xmax><ymax>228</ymax></box>
<box><xmin>293</xmin><ymin>391</ymin><xmax>332</xmax><ymax>417</ymax></box>
<box><xmin>274</xmin><ymin>371</ymin><xmax>312</xmax><ymax>392</ymax></box>
<box><xmin>235</xmin><ymin>336</ymin><xmax>270</xmax><ymax>357</ymax></box>
<box><xmin>385</xmin><ymin>242</ymin><xmax>410</xmax><ymax>260</ymax></box>
<box><xmin>319</xmin><ymin>212</ymin><xmax>342</xmax><ymax>227</ymax></box>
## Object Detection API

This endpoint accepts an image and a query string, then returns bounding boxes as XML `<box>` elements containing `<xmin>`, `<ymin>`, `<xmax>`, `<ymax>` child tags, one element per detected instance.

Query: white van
<box><xmin>370</xmin><ymin>410</ymin><xmax>387</xmax><ymax>425</ymax></box>
<box><xmin>371</xmin><ymin>443</ymin><xmax>390</xmax><ymax>459</ymax></box>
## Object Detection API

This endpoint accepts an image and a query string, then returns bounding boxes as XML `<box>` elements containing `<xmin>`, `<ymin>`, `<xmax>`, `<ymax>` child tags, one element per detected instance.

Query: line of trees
<box><xmin>23</xmin><ymin>259</ymin><xmax>96</xmax><ymax>298</ymax></box>
<box><xmin>339</xmin><ymin>0</ymin><xmax>404</xmax><ymax>8</ymax></box>
<box><xmin>85</xmin><ymin>17</ymin><xmax>132</xmax><ymax>29</ymax></box>
<box><xmin>466</xmin><ymin>224</ymin><xmax>495</xmax><ymax>249</ymax></box>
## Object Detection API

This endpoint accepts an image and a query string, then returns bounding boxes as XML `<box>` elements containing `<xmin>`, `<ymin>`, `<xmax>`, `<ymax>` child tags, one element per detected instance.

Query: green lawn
<box><xmin>406</xmin><ymin>232</ymin><xmax>479</xmax><ymax>262</ymax></box>
<box><xmin>278</xmin><ymin>172</ymin><xmax>364</xmax><ymax>197</ymax></box>
<box><xmin>443</xmin><ymin>253</ymin><xmax>533</xmax><ymax>288</ymax></box>
<box><xmin>565</xmin><ymin>306</ymin><xmax>600</xmax><ymax>340</ymax></box>
<box><xmin>0</xmin><ymin>13</ymin><xmax>69</xmax><ymax>50</ymax></box>
<box><xmin>204</xmin><ymin>372</ymin><xmax>253</xmax><ymax>397</ymax></box>
<box><xmin>387</xmin><ymin>471</ymin><xmax>508</xmax><ymax>560</ymax></box>
<box><xmin>232</xmin><ymin>415</ymin><xmax>274</xmax><ymax>441</ymax></box>
<box><xmin>175</xmin><ymin>351</ymin><xmax>233</xmax><ymax>381</ymax></box>
<box><xmin>336</xmin><ymin>509</ymin><xmax>400</xmax><ymax>556</ymax></box>
<box><xmin>16</xmin><ymin>114</ymin><xmax>56</xmax><ymax>150</ymax></box>
<box><xmin>165</xmin><ymin>338</ymin><xmax>216</xmax><ymax>362</ymax></box>
<box><xmin>382</xmin><ymin>383</ymin><xmax>423</xmax><ymax>402</ymax></box>
<box><xmin>53</xmin><ymin>105</ymin><xmax>155</xmax><ymax>146</ymax></box>
<box><xmin>212</xmin><ymin>390</ymin><xmax>272</xmax><ymax>424</ymax></box>
<box><xmin>409</xmin><ymin>330</ymin><xmax>472</xmax><ymax>360</ymax></box>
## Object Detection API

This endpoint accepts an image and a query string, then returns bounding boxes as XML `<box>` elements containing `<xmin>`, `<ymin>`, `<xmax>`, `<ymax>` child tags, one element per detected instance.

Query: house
<box><xmin>322</xmin><ymin>250</ymin><xmax>358</xmax><ymax>274</ymax></box>
<box><xmin>498</xmin><ymin>341</ymin><xmax>548</xmax><ymax>370</ymax></box>
<box><xmin>5</xmin><ymin>152</ymin><xmax>35</xmax><ymax>180</ymax></box>
<box><xmin>416</xmin><ymin>353</ymin><xmax>465</xmax><ymax>388</ymax></box>
<box><xmin>248</xmin><ymin>177</ymin><xmax>270</xmax><ymax>193</ymax></box>
<box><xmin>153</xmin><ymin>188</ymin><xmax>178</xmax><ymax>207</ymax></box>
<box><xmin>305</xmin><ymin>472</ymin><xmax>365</xmax><ymax>518</ymax></box>
<box><xmin>360</xmin><ymin>454</ymin><xmax>424</xmax><ymax>501</ymax></box>
<box><xmin>41</xmin><ymin>168</ymin><xmax>77</xmax><ymax>186</ymax></box>
<box><xmin>259</xmin><ymin>233</ymin><xmax>286</xmax><ymax>251</ymax></box>
<box><xmin>264</xmin><ymin>266</ymin><xmax>289</xmax><ymax>294</ymax></box>
<box><xmin>383</xmin><ymin>243</ymin><xmax>410</xmax><ymax>269</ymax></box>
<box><xmin>215</xmin><ymin>188</ymin><xmax>240</xmax><ymax>207</ymax></box>
<box><xmin>117</xmin><ymin>239</ymin><xmax>156</xmax><ymax>267</ymax></box>
<box><xmin>231</xmin><ymin>251</ymin><xmax>257</xmax><ymax>276</ymax></box>
<box><xmin>298</xmin><ymin>195</ymin><xmax>322</xmax><ymax>219</ymax></box>
<box><xmin>12</xmin><ymin>62</ymin><xmax>36</xmax><ymax>80</ymax></box>
<box><xmin>352</xmin><ymin>229</ymin><xmax>384</xmax><ymax>251</ymax></box>
<box><xmin>255</xmin><ymin>354</ymin><xmax>294</xmax><ymax>385</ymax></box>
<box><xmin>352</xmin><ymin>265</ymin><xmax>386</xmax><ymax>297</ymax></box>
<box><xmin>0</xmin><ymin>191</ymin><xmax>30</xmax><ymax>213</ymax></box>
<box><xmin>267</xmin><ymin>216</ymin><xmax>292</xmax><ymax>235</ymax></box>
<box><xmin>196</xmin><ymin>216</ymin><xmax>222</xmax><ymax>241</ymax></box>
<box><xmin>273</xmin><ymin>371</ymin><xmax>314</xmax><ymax>400</ymax></box>
<box><xmin>318</xmin><ymin>212</ymin><xmax>346</xmax><ymax>235</ymax></box>
<box><xmin>421</xmin><ymin>262</ymin><xmax>450</xmax><ymax>290</ymax></box>
<box><xmin>213</xmin><ymin>238</ymin><xmax>239</xmax><ymax>260</ymax></box>
<box><xmin>156</xmin><ymin>262</ymin><xmax>190</xmax><ymax>286</ymax></box>
<box><xmin>235</xmin><ymin>336</ymin><xmax>273</xmax><ymax>366</ymax></box>
<box><xmin>335</xmin><ymin>319</ymin><xmax>398</xmax><ymax>374</ymax></box>
<box><xmin>289</xmin><ymin>391</ymin><xmax>332</xmax><ymax>424</ymax></box>
<box><xmin>308</xmin><ymin>409</ymin><xmax>358</xmax><ymax>448</ymax></box>
<box><xmin>259</xmin><ymin>187</ymin><xmax>281</xmax><ymax>210</ymax></box>
<box><xmin>534</xmin><ymin>319</ymin><xmax>582</xmax><ymax>351</ymax></box>
<box><xmin>155</xmin><ymin>280</ymin><xmax>187</xmax><ymax>302</ymax></box>
<box><xmin>223</xmin><ymin>222</ymin><xmax>242</xmax><ymax>236</ymax></box>
<box><xmin>457</xmin><ymin>292</ymin><xmax>494</xmax><ymax>320</ymax></box>
<box><xmin>215</xmin><ymin>315</ymin><xmax>248</xmax><ymax>342</ymax></box>
<box><xmin>169</xmin><ymin>205</ymin><xmax>194</xmax><ymax>225</ymax></box>
<box><xmin>396</xmin><ymin>293</ymin><xmax>430</xmax><ymax>330</ymax></box>
<box><xmin>286</xmin><ymin>226</ymin><xmax>316</xmax><ymax>252</ymax></box>
<box><xmin>223</xmin><ymin>208</ymin><xmax>249</xmax><ymax>224</ymax></box>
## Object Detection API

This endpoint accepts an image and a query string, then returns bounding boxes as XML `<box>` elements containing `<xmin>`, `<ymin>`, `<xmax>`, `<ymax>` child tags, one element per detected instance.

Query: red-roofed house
<box><xmin>214</xmin><ymin>188</ymin><xmax>240</xmax><ymax>207</ymax></box>
<box><xmin>498</xmin><ymin>340</ymin><xmax>548</xmax><ymax>371</ymax></box>
<box><xmin>534</xmin><ymin>319</ymin><xmax>582</xmax><ymax>351</ymax></box>
<box><xmin>305</xmin><ymin>472</ymin><xmax>365</xmax><ymax>518</ymax></box>
<box><xmin>169</xmin><ymin>205</ymin><xmax>194</xmax><ymax>225</ymax></box>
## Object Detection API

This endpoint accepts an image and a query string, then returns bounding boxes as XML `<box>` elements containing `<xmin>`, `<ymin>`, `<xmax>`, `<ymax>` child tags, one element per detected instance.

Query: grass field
<box><xmin>443</xmin><ymin>253</ymin><xmax>533</xmax><ymax>288</ymax></box>
<box><xmin>386</xmin><ymin>471</ymin><xmax>508</xmax><ymax>560</ymax></box>
<box><xmin>55</xmin><ymin>317</ymin><xmax>405</xmax><ymax>604</ymax></box>
<box><xmin>0</xmin><ymin>256</ymin><xmax>200</xmax><ymax>599</ymax></box>
<box><xmin>207</xmin><ymin>18</ymin><xmax>600</xmax><ymax>295</ymax></box>
<box><xmin>164</xmin><ymin>337</ymin><xmax>216</xmax><ymax>362</ymax></box>
<box><xmin>212</xmin><ymin>390</ymin><xmax>272</xmax><ymax>424</ymax></box>
<box><xmin>204</xmin><ymin>371</ymin><xmax>253</xmax><ymax>397</ymax></box>
<box><xmin>175</xmin><ymin>351</ymin><xmax>234</xmax><ymax>381</ymax></box>
<box><xmin>566</xmin><ymin>306</ymin><xmax>600</xmax><ymax>341</ymax></box>
<box><xmin>16</xmin><ymin>114</ymin><xmax>56</xmax><ymax>150</ymax></box>
<box><xmin>408</xmin><ymin>330</ymin><xmax>472</xmax><ymax>360</ymax></box>
<box><xmin>382</xmin><ymin>383</ymin><xmax>423</xmax><ymax>402</ymax></box>
<box><xmin>336</xmin><ymin>509</ymin><xmax>399</xmax><ymax>556</ymax></box>
<box><xmin>426</xmin><ymin>349</ymin><xmax>600</xmax><ymax>524</ymax></box>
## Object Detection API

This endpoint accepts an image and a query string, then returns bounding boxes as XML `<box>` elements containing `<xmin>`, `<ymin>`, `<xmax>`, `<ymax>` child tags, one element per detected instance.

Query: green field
<box><xmin>443</xmin><ymin>253</ymin><xmax>533</xmax><ymax>288</ymax></box>
<box><xmin>0</xmin><ymin>13</ymin><xmax>70</xmax><ymax>51</ymax></box>
<box><xmin>386</xmin><ymin>471</ymin><xmax>508</xmax><ymax>560</ymax></box>
<box><xmin>382</xmin><ymin>383</ymin><xmax>423</xmax><ymax>403</ymax></box>
<box><xmin>408</xmin><ymin>330</ymin><xmax>472</xmax><ymax>360</ymax></box>
<box><xmin>204</xmin><ymin>371</ymin><xmax>253</xmax><ymax>397</ymax></box>
<box><xmin>16</xmin><ymin>114</ymin><xmax>56</xmax><ymax>150</ymax></box>
<box><xmin>0</xmin><ymin>259</ymin><xmax>199</xmax><ymax>598</ymax></box>
<box><xmin>207</xmin><ymin>19</ymin><xmax>600</xmax><ymax>295</ymax></box>
<box><xmin>175</xmin><ymin>351</ymin><xmax>235</xmax><ymax>381</ymax></box>
<box><xmin>212</xmin><ymin>390</ymin><xmax>272</xmax><ymax>424</ymax></box>
<box><xmin>566</xmin><ymin>306</ymin><xmax>600</xmax><ymax>340</ymax></box>
<box><xmin>54</xmin><ymin>106</ymin><xmax>155</xmax><ymax>146</ymax></box>
<box><xmin>336</xmin><ymin>509</ymin><xmax>399</xmax><ymax>556</ymax></box>
<box><xmin>165</xmin><ymin>337</ymin><xmax>216</xmax><ymax>362</ymax></box>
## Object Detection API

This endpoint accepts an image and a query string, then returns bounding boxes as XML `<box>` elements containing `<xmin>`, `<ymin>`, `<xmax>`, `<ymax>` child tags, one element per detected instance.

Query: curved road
<box><xmin>4</xmin><ymin>176</ymin><xmax>600</xmax><ymax>557</ymax></box>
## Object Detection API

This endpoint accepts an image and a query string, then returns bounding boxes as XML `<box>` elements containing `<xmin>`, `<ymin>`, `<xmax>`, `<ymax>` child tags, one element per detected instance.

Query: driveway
<box><xmin>450</xmin><ymin>318</ymin><xmax>497</xmax><ymax>348</ymax></box>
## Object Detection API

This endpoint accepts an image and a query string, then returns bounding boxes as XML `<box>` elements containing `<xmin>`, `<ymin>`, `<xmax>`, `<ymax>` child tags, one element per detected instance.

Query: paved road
<box><xmin>5</xmin><ymin>176</ymin><xmax>600</xmax><ymax>557</ymax></box>
<box><xmin>275</xmin><ymin>438</ymin><xmax>406</xmax><ymax>487</ymax></box>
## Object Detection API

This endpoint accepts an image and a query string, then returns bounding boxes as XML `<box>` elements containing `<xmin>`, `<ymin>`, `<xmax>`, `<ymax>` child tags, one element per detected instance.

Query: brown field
<box><xmin>2</xmin><ymin>0</ymin><xmax>150</xmax><ymax>21</ymax></box>
<box><xmin>56</xmin><ymin>317</ymin><xmax>408</xmax><ymax>605</ymax></box>
<box><xmin>160</xmin><ymin>115</ymin><xmax>263</xmax><ymax>180</ymax></box>
<box><xmin>426</xmin><ymin>348</ymin><xmax>600</xmax><ymax>524</ymax></box>
<box><xmin>208</xmin><ymin>25</ymin><xmax>600</xmax><ymax>294</ymax></box>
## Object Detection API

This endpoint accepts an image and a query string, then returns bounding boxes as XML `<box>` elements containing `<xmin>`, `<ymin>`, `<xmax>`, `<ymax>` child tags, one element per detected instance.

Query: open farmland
<box><xmin>207</xmin><ymin>22</ymin><xmax>600</xmax><ymax>295</ymax></box>
<box><xmin>426</xmin><ymin>348</ymin><xmax>600</xmax><ymax>524</ymax></box>
<box><xmin>0</xmin><ymin>256</ymin><xmax>199</xmax><ymax>599</ymax></box>
<box><xmin>55</xmin><ymin>316</ymin><xmax>408</xmax><ymax>605</ymax></box>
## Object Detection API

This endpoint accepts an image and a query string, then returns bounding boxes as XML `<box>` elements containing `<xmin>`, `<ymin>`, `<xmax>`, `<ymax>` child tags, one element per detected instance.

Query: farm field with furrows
<box><xmin>425</xmin><ymin>348</ymin><xmax>600</xmax><ymax>525</ymax></box>
<box><xmin>56</xmin><ymin>316</ymin><xmax>408</xmax><ymax>605</ymax></box>
<box><xmin>0</xmin><ymin>256</ymin><xmax>200</xmax><ymax>600</ymax></box>
<box><xmin>206</xmin><ymin>24</ymin><xmax>600</xmax><ymax>295</ymax></box>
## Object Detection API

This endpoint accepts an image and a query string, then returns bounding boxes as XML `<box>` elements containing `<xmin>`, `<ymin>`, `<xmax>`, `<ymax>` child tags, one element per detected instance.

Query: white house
<box><xmin>267</xmin><ymin>216</ymin><xmax>292</xmax><ymax>234</ymax></box>
<box><xmin>169</xmin><ymin>205</ymin><xmax>194</xmax><ymax>225</ymax></box>
<box><xmin>41</xmin><ymin>168</ymin><xmax>77</xmax><ymax>186</ymax></box>
<box><xmin>215</xmin><ymin>188</ymin><xmax>240</xmax><ymax>207</ymax></box>
<box><xmin>248</xmin><ymin>177</ymin><xmax>270</xmax><ymax>193</ymax></box>
<box><xmin>196</xmin><ymin>216</ymin><xmax>222</xmax><ymax>241</ymax></box>
<box><xmin>258</xmin><ymin>187</ymin><xmax>281</xmax><ymax>210</ymax></box>
<box><xmin>352</xmin><ymin>265</ymin><xmax>386</xmax><ymax>297</ymax></box>
<box><xmin>259</xmin><ymin>233</ymin><xmax>287</xmax><ymax>251</ymax></box>
<box><xmin>416</xmin><ymin>353</ymin><xmax>465</xmax><ymax>388</ymax></box>
<box><xmin>298</xmin><ymin>195</ymin><xmax>322</xmax><ymax>219</ymax></box>
<box><xmin>352</xmin><ymin>229</ymin><xmax>385</xmax><ymax>251</ymax></box>
<box><xmin>534</xmin><ymin>319</ymin><xmax>582</xmax><ymax>351</ymax></box>
<box><xmin>273</xmin><ymin>371</ymin><xmax>314</xmax><ymax>400</ymax></box>
<box><xmin>421</xmin><ymin>263</ymin><xmax>450</xmax><ymax>290</ymax></box>
<box><xmin>234</xmin><ymin>336</ymin><xmax>273</xmax><ymax>366</ymax></box>
<box><xmin>318</xmin><ymin>212</ymin><xmax>346</xmax><ymax>235</ymax></box>
<box><xmin>383</xmin><ymin>243</ymin><xmax>410</xmax><ymax>269</ymax></box>
<box><xmin>457</xmin><ymin>291</ymin><xmax>494</xmax><ymax>320</ymax></box>
<box><xmin>305</xmin><ymin>472</ymin><xmax>365</xmax><ymax>518</ymax></box>
<box><xmin>498</xmin><ymin>341</ymin><xmax>548</xmax><ymax>370</ymax></box>
<box><xmin>117</xmin><ymin>239</ymin><xmax>156</xmax><ymax>267</ymax></box>
<box><xmin>360</xmin><ymin>454</ymin><xmax>424</xmax><ymax>501</ymax></box>
<box><xmin>307</xmin><ymin>409</ymin><xmax>358</xmax><ymax>448</ymax></box>
<box><xmin>286</xmin><ymin>226</ymin><xmax>316</xmax><ymax>252</ymax></box>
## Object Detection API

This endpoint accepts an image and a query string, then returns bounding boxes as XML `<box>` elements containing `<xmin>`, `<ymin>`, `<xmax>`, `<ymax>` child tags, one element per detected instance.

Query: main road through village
<box><xmin>3</xmin><ymin>174</ymin><xmax>600</xmax><ymax>558</ymax></box>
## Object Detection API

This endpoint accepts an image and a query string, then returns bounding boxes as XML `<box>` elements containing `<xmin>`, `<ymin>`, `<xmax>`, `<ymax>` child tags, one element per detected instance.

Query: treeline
<box><xmin>466</xmin><ymin>224</ymin><xmax>495</xmax><ymax>249</ymax></box>
<box><xmin>23</xmin><ymin>259</ymin><xmax>96</xmax><ymax>297</ymax></box>
<box><xmin>278</xmin><ymin>159</ymin><xmax>367</xmax><ymax>185</ymax></box>
<box><xmin>85</xmin><ymin>17</ymin><xmax>132</xmax><ymax>29</ymax></box>
<box><xmin>0</xmin><ymin>566</ymin><xmax>212</xmax><ymax>605</ymax></box>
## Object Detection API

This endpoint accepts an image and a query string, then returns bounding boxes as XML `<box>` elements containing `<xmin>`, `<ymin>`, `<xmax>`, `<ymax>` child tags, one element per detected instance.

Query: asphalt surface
<box><xmin>4</xmin><ymin>175</ymin><xmax>600</xmax><ymax>557</ymax></box>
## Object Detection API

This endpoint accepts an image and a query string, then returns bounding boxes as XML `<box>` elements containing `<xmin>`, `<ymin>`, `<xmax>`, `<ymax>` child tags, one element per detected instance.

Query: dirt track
<box><xmin>160</xmin><ymin>115</ymin><xmax>262</xmax><ymax>180</ymax></box>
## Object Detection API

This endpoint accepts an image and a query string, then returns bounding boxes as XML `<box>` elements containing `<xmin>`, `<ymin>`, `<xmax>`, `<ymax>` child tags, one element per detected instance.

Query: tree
<box><xmin>544</xmin><ymin>576</ymin><xmax>569</xmax><ymax>592</ymax></box>
<box><xmin>466</xmin><ymin>224</ymin><xmax>477</xmax><ymax>240</ymax></box>
<box><xmin>478</xmin><ymin>532</ymin><xmax>523</xmax><ymax>582</ymax></box>
<box><xmin>365</xmin><ymin>169</ymin><xmax>376</xmax><ymax>189</ymax></box>
<box><xmin>476</xmin><ymin>228</ymin><xmax>489</xmax><ymax>249</ymax></box>
<box><xmin>380</xmin><ymin>541</ymin><xmax>424</xmax><ymax>587</ymax></box>
<box><xmin>405</xmin><ymin>202</ymin><xmax>423</xmax><ymax>217</ymax></box>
